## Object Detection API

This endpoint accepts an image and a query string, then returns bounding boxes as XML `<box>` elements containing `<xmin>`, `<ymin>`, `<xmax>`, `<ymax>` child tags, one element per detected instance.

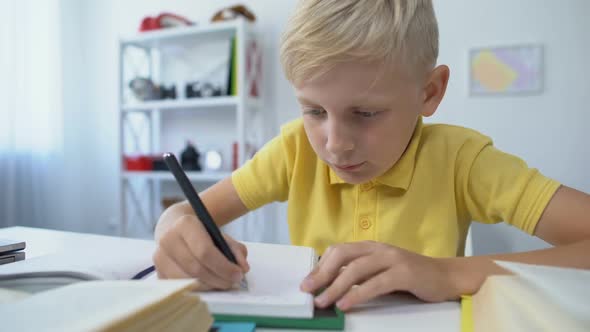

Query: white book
<box><xmin>196</xmin><ymin>241</ymin><xmax>317</xmax><ymax>319</ymax></box>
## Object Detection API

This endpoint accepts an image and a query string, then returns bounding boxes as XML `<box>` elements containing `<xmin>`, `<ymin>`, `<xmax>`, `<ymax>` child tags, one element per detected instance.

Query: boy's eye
<box><xmin>305</xmin><ymin>109</ymin><xmax>326</xmax><ymax>117</ymax></box>
<box><xmin>354</xmin><ymin>110</ymin><xmax>379</xmax><ymax>118</ymax></box>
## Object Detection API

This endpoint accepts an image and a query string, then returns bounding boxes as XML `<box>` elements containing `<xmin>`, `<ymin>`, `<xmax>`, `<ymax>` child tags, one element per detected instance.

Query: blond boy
<box><xmin>154</xmin><ymin>0</ymin><xmax>590</xmax><ymax>311</ymax></box>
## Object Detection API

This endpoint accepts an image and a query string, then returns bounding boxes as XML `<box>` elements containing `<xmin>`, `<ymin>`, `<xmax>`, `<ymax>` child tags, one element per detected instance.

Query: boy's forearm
<box><xmin>441</xmin><ymin>239</ymin><xmax>590</xmax><ymax>296</ymax></box>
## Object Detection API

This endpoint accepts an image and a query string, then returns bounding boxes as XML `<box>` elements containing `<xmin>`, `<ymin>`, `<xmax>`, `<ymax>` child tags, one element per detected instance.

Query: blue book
<box><xmin>210</xmin><ymin>322</ymin><xmax>256</xmax><ymax>332</ymax></box>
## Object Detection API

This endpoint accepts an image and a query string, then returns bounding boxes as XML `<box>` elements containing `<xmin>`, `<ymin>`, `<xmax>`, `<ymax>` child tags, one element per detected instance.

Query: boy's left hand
<box><xmin>300</xmin><ymin>241</ymin><xmax>457</xmax><ymax>311</ymax></box>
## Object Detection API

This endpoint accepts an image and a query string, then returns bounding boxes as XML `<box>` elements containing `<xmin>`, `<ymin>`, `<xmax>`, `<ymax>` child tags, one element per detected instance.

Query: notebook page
<box><xmin>198</xmin><ymin>242</ymin><xmax>316</xmax><ymax>318</ymax></box>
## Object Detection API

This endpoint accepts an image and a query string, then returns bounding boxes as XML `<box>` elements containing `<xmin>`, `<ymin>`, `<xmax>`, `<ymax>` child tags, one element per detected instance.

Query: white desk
<box><xmin>0</xmin><ymin>226</ymin><xmax>461</xmax><ymax>332</ymax></box>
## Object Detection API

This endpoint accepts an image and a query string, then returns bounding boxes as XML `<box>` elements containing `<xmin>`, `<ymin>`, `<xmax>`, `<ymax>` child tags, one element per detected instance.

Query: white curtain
<box><xmin>0</xmin><ymin>0</ymin><xmax>65</xmax><ymax>228</ymax></box>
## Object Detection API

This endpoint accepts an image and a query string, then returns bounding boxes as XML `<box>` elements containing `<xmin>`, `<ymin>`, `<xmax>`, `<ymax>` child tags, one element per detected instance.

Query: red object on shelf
<box><xmin>139</xmin><ymin>17</ymin><xmax>159</xmax><ymax>32</ymax></box>
<box><xmin>124</xmin><ymin>155</ymin><xmax>153</xmax><ymax>171</ymax></box>
<box><xmin>139</xmin><ymin>12</ymin><xmax>194</xmax><ymax>32</ymax></box>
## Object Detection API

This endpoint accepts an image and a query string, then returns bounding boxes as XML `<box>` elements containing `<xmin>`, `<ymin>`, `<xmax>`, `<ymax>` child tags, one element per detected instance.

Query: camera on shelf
<box><xmin>185</xmin><ymin>81</ymin><xmax>223</xmax><ymax>98</ymax></box>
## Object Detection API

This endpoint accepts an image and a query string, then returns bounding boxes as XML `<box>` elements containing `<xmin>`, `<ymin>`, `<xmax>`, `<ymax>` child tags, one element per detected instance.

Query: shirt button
<box><xmin>361</xmin><ymin>182</ymin><xmax>374</xmax><ymax>191</ymax></box>
<box><xmin>360</xmin><ymin>217</ymin><xmax>372</xmax><ymax>230</ymax></box>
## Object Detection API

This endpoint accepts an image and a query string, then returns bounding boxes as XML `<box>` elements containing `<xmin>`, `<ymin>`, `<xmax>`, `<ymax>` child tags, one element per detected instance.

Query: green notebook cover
<box><xmin>214</xmin><ymin>305</ymin><xmax>345</xmax><ymax>330</ymax></box>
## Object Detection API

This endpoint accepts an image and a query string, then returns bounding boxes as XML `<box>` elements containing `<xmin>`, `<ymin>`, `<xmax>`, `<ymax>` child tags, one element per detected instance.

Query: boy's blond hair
<box><xmin>280</xmin><ymin>0</ymin><xmax>439</xmax><ymax>84</ymax></box>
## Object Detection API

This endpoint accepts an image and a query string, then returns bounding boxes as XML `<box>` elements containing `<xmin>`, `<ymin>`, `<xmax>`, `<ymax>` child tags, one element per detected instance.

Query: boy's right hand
<box><xmin>153</xmin><ymin>214</ymin><xmax>250</xmax><ymax>290</ymax></box>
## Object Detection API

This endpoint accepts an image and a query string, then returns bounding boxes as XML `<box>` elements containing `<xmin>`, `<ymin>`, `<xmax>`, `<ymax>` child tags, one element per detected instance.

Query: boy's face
<box><xmin>295</xmin><ymin>61</ymin><xmax>440</xmax><ymax>184</ymax></box>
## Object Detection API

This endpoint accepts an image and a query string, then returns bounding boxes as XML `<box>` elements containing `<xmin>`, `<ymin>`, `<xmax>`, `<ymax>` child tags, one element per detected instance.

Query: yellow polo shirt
<box><xmin>231</xmin><ymin>118</ymin><xmax>560</xmax><ymax>257</ymax></box>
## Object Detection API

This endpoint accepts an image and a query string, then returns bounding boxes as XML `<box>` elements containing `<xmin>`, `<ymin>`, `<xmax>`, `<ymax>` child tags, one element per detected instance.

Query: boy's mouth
<box><xmin>333</xmin><ymin>161</ymin><xmax>365</xmax><ymax>171</ymax></box>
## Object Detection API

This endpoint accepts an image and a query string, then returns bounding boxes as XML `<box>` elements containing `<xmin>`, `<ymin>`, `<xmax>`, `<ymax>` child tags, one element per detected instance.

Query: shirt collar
<box><xmin>328</xmin><ymin>117</ymin><xmax>423</xmax><ymax>190</ymax></box>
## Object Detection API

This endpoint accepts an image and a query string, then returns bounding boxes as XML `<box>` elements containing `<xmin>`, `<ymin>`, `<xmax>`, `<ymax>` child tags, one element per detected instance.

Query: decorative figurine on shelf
<box><xmin>129</xmin><ymin>77</ymin><xmax>176</xmax><ymax>101</ymax></box>
<box><xmin>129</xmin><ymin>77</ymin><xmax>160</xmax><ymax>101</ymax></box>
<box><xmin>181</xmin><ymin>141</ymin><xmax>201</xmax><ymax>171</ymax></box>
<box><xmin>211</xmin><ymin>5</ymin><xmax>256</xmax><ymax>22</ymax></box>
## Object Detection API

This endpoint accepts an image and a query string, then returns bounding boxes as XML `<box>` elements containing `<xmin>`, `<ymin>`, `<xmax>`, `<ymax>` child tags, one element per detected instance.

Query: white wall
<box><xmin>58</xmin><ymin>0</ymin><xmax>85</xmax><ymax>233</ymax></box>
<box><xmin>59</xmin><ymin>0</ymin><xmax>121</xmax><ymax>234</ymax></box>
<box><xmin>62</xmin><ymin>1</ymin><xmax>589</xmax><ymax>252</ymax></box>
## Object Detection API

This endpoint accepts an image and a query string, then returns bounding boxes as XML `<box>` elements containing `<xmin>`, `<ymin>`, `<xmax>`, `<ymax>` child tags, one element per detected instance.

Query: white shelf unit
<box><xmin>121</xmin><ymin>96</ymin><xmax>239</xmax><ymax>112</ymax></box>
<box><xmin>122</xmin><ymin>171</ymin><xmax>231</xmax><ymax>182</ymax></box>
<box><xmin>118</xmin><ymin>19</ymin><xmax>263</xmax><ymax>236</ymax></box>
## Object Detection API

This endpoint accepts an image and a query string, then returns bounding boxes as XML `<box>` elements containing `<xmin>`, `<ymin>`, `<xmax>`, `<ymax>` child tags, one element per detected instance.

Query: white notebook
<box><xmin>197</xmin><ymin>242</ymin><xmax>317</xmax><ymax>319</ymax></box>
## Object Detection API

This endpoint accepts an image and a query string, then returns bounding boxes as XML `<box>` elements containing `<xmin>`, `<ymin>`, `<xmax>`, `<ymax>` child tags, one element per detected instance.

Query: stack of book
<box><xmin>0</xmin><ymin>279</ymin><xmax>212</xmax><ymax>331</ymax></box>
<box><xmin>462</xmin><ymin>261</ymin><xmax>590</xmax><ymax>332</ymax></box>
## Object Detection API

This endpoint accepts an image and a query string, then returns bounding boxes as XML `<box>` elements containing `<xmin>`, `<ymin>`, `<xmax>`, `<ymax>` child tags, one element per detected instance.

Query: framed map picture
<box><xmin>469</xmin><ymin>44</ymin><xmax>544</xmax><ymax>95</ymax></box>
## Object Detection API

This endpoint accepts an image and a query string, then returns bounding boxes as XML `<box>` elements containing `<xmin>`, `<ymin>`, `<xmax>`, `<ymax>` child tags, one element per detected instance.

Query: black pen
<box><xmin>163</xmin><ymin>152</ymin><xmax>248</xmax><ymax>290</ymax></box>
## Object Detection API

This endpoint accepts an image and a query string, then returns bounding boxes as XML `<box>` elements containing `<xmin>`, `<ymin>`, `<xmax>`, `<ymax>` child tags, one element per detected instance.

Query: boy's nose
<box><xmin>325</xmin><ymin>123</ymin><xmax>354</xmax><ymax>154</ymax></box>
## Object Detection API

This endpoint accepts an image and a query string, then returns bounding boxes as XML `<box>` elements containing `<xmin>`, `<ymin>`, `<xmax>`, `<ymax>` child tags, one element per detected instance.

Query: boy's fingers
<box><xmin>167</xmin><ymin>238</ymin><xmax>235</xmax><ymax>289</ymax></box>
<box><xmin>178</xmin><ymin>217</ymin><xmax>243</xmax><ymax>283</ymax></box>
<box><xmin>153</xmin><ymin>248</ymin><xmax>192</xmax><ymax>279</ymax></box>
<box><xmin>154</xmin><ymin>243</ymin><xmax>235</xmax><ymax>288</ymax></box>
<box><xmin>159</xmin><ymin>229</ymin><xmax>201</xmax><ymax>275</ymax></box>
<box><xmin>190</xmin><ymin>279</ymin><xmax>215</xmax><ymax>292</ymax></box>
<box><xmin>301</xmin><ymin>243</ymin><xmax>373</xmax><ymax>293</ymax></box>
<box><xmin>225</xmin><ymin>236</ymin><xmax>250</xmax><ymax>272</ymax></box>
<box><xmin>336</xmin><ymin>271</ymin><xmax>398</xmax><ymax>311</ymax></box>
<box><xmin>224</xmin><ymin>233</ymin><xmax>248</xmax><ymax>256</ymax></box>
<box><xmin>313</xmin><ymin>255</ymin><xmax>387</xmax><ymax>308</ymax></box>
<box><xmin>317</xmin><ymin>245</ymin><xmax>334</xmax><ymax>267</ymax></box>
<box><xmin>191</xmin><ymin>263</ymin><xmax>235</xmax><ymax>290</ymax></box>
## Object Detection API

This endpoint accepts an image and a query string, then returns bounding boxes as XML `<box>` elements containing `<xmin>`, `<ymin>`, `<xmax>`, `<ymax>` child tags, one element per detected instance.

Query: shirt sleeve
<box><xmin>231</xmin><ymin>133</ymin><xmax>293</xmax><ymax>211</ymax></box>
<box><xmin>457</xmin><ymin>141</ymin><xmax>561</xmax><ymax>234</ymax></box>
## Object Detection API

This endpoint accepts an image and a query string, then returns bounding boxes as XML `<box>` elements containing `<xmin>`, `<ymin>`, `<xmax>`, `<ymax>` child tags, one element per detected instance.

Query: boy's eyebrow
<box><xmin>295</xmin><ymin>96</ymin><xmax>319</xmax><ymax>105</ymax></box>
<box><xmin>297</xmin><ymin>96</ymin><xmax>394</xmax><ymax>111</ymax></box>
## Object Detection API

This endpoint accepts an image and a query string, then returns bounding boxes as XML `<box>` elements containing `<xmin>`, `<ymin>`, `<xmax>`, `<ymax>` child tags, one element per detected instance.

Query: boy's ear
<box><xmin>420</xmin><ymin>65</ymin><xmax>450</xmax><ymax>117</ymax></box>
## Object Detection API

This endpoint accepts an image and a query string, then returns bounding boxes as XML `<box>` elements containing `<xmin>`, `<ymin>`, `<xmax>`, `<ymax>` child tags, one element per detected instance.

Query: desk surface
<box><xmin>0</xmin><ymin>226</ymin><xmax>461</xmax><ymax>332</ymax></box>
